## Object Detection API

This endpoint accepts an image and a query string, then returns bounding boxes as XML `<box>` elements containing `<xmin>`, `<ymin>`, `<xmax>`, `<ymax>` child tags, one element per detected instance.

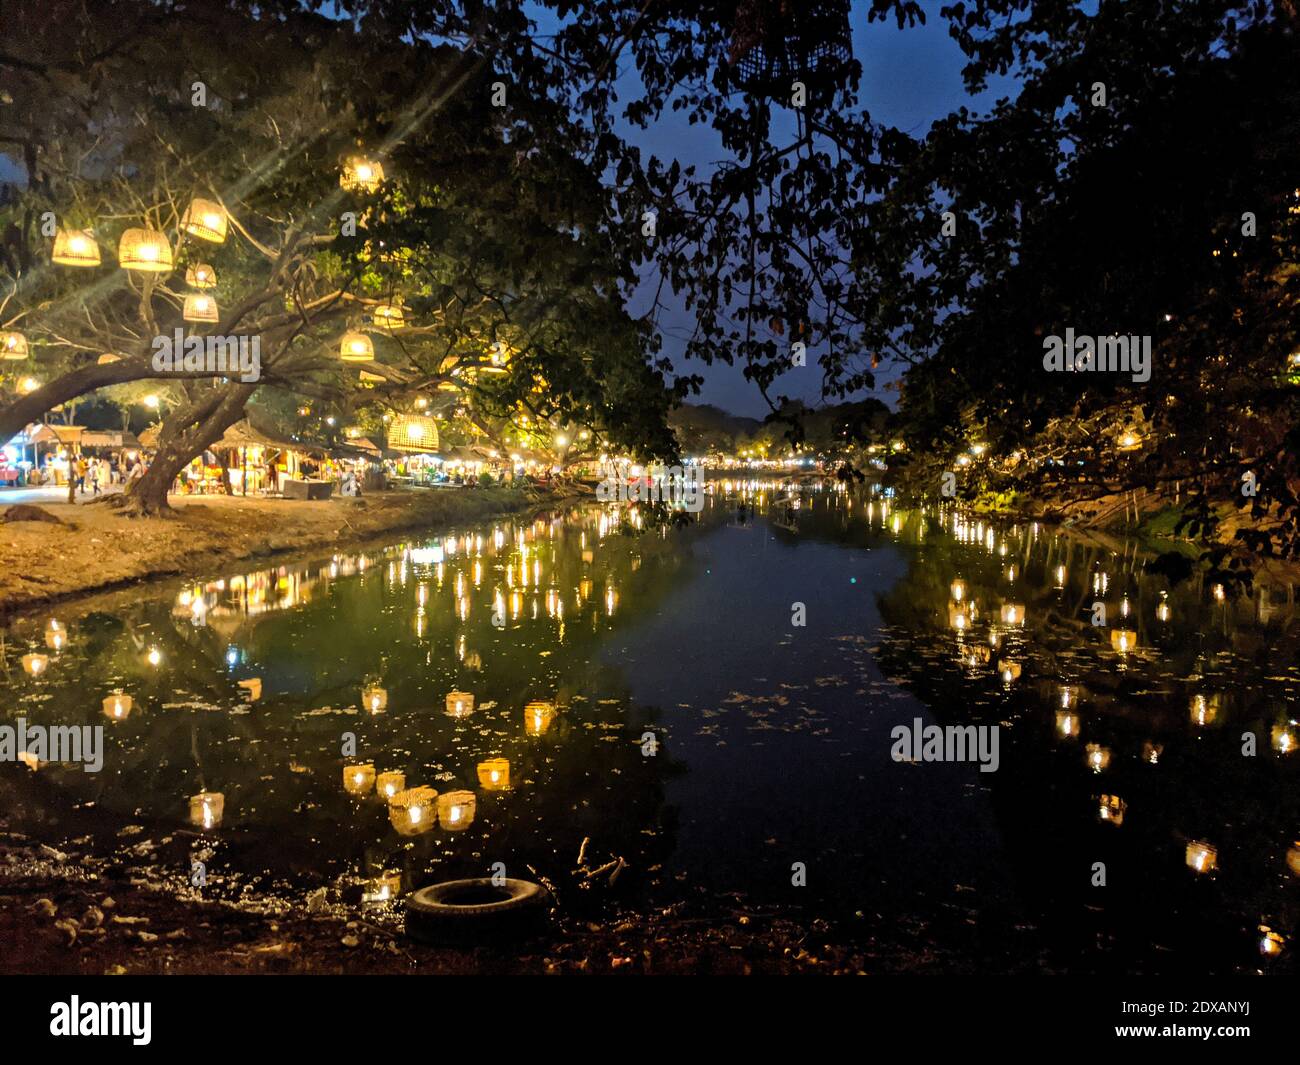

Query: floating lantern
<box><xmin>376</xmin><ymin>771</ymin><xmax>405</xmax><ymax>800</ymax></box>
<box><xmin>1190</xmin><ymin>693</ymin><xmax>1220</xmax><ymax>727</ymax></box>
<box><xmin>525</xmin><ymin>700</ymin><xmax>556</xmax><ymax>736</ymax></box>
<box><xmin>1272</xmin><ymin>724</ymin><xmax>1296</xmax><ymax>754</ymax></box>
<box><xmin>1259</xmin><ymin>927</ymin><xmax>1285</xmax><ymax>957</ymax></box>
<box><xmin>102</xmin><ymin>692</ymin><xmax>133</xmax><ymax>721</ymax></box>
<box><xmin>362</xmin><ymin>685</ymin><xmax>388</xmax><ymax>714</ymax></box>
<box><xmin>1098</xmin><ymin>794</ymin><xmax>1126</xmax><ymax>826</ymax></box>
<box><xmin>186</xmin><ymin>263</ymin><xmax>217</xmax><ymax>289</ymax></box>
<box><xmin>181</xmin><ymin>198</ymin><xmax>228</xmax><ymax>243</ymax></box>
<box><xmin>949</xmin><ymin>579</ymin><xmax>966</xmax><ymax>602</ymax></box>
<box><xmin>343</xmin><ymin>763</ymin><xmax>375</xmax><ymax>796</ymax></box>
<box><xmin>52</xmin><ymin>227</ymin><xmax>100</xmax><ymax>267</ymax></box>
<box><xmin>1142</xmin><ymin>741</ymin><xmax>1164</xmax><ymax>765</ymax></box>
<box><xmin>339</xmin><ymin>331</ymin><xmax>375</xmax><ymax>362</ymax></box>
<box><xmin>146</xmin><ymin>647</ymin><xmax>162</xmax><ymax>667</ymax></box>
<box><xmin>388</xmin><ymin>786</ymin><xmax>436</xmax><ymax>836</ymax></box>
<box><xmin>118</xmin><ymin>227</ymin><xmax>173</xmax><ymax>272</ymax></box>
<box><xmin>477</xmin><ymin>758</ymin><xmax>511</xmax><ymax>791</ymax></box>
<box><xmin>237</xmin><ymin>678</ymin><xmax>262</xmax><ymax>701</ymax></box>
<box><xmin>183</xmin><ymin>293</ymin><xmax>219</xmax><ymax>324</ymax></box>
<box><xmin>1109</xmin><ymin>629</ymin><xmax>1138</xmax><ymax>655</ymax></box>
<box><xmin>1185</xmin><ymin>840</ymin><xmax>1217</xmax><ymax>875</ymax></box>
<box><xmin>372</xmin><ymin>304</ymin><xmax>405</xmax><ymax>330</ymax></box>
<box><xmin>1116</xmin><ymin>428</ymin><xmax>1143</xmax><ymax>451</ymax></box>
<box><xmin>1156</xmin><ymin>597</ymin><xmax>1171</xmax><ymax>622</ymax></box>
<box><xmin>947</xmin><ymin>602</ymin><xmax>970</xmax><ymax>631</ymax></box>
<box><xmin>437</xmin><ymin>789</ymin><xmax>476</xmax><ymax>830</ymax></box>
<box><xmin>21</xmin><ymin>653</ymin><xmax>48</xmax><ymax>677</ymax></box>
<box><xmin>189</xmin><ymin>791</ymin><xmax>224</xmax><ymax>830</ymax></box>
<box><xmin>1</xmin><ymin>331</ymin><xmax>29</xmax><ymax>360</ymax></box>
<box><xmin>362</xmin><ymin>870</ymin><xmax>402</xmax><ymax>904</ymax></box>
<box><xmin>341</xmin><ymin>157</ymin><xmax>385</xmax><ymax>193</ymax></box>
<box><xmin>1000</xmin><ymin>603</ymin><xmax>1025</xmax><ymax>626</ymax></box>
<box><xmin>1056</xmin><ymin>711</ymin><xmax>1079</xmax><ymax>738</ymax></box>
<box><xmin>1085</xmin><ymin>744</ymin><xmax>1111</xmax><ymax>773</ymax></box>
<box><xmin>44</xmin><ymin>627</ymin><xmax>67</xmax><ymax>652</ymax></box>
<box><xmin>998</xmin><ymin>659</ymin><xmax>1021</xmax><ymax>684</ymax></box>
<box><xmin>445</xmin><ymin>691</ymin><xmax>474</xmax><ymax>718</ymax></box>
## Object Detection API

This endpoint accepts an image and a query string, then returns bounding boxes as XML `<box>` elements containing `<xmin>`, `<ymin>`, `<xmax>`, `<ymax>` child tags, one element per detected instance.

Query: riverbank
<box><xmin>0</xmin><ymin>485</ymin><xmax>581</xmax><ymax>616</ymax></box>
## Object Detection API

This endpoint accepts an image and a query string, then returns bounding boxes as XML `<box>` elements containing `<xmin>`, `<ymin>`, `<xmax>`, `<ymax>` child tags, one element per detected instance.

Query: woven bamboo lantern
<box><xmin>437</xmin><ymin>789</ymin><xmax>476</xmax><ymax>830</ymax></box>
<box><xmin>340</xmin><ymin>157</ymin><xmax>385</xmax><ymax>193</ymax></box>
<box><xmin>1055</xmin><ymin>711</ymin><xmax>1079</xmax><ymax>738</ymax></box>
<box><xmin>524</xmin><ymin>700</ymin><xmax>556</xmax><ymax>737</ymax></box>
<box><xmin>21</xmin><ymin>653</ymin><xmax>49</xmax><ymax>677</ymax></box>
<box><xmin>1185</xmin><ymin>840</ymin><xmax>1217</xmax><ymax>875</ymax></box>
<box><xmin>388</xmin><ymin>786</ymin><xmax>437</xmax><ymax>836</ymax></box>
<box><xmin>947</xmin><ymin>602</ymin><xmax>969</xmax><ymax>631</ymax></box>
<box><xmin>52</xmin><ymin>228</ymin><xmax>100</xmax><ymax>267</ymax></box>
<box><xmin>343</xmin><ymin>762</ymin><xmax>375</xmax><ymax>796</ymax></box>
<box><xmin>186</xmin><ymin>263</ymin><xmax>217</xmax><ymax>289</ymax></box>
<box><xmin>1</xmin><ymin>331</ymin><xmax>28</xmax><ymax>360</ymax></box>
<box><xmin>362</xmin><ymin>684</ymin><xmax>388</xmax><ymax>714</ymax></box>
<box><xmin>372</xmin><ymin>304</ymin><xmax>405</xmax><ymax>330</ymax></box>
<box><xmin>181</xmin><ymin>198</ymin><xmax>228</xmax><ymax>243</ymax></box>
<box><xmin>44</xmin><ymin>627</ymin><xmax>67</xmax><ymax>651</ymax></box>
<box><xmin>1000</xmin><ymin>602</ymin><xmax>1025</xmax><ymax>626</ymax></box>
<box><xmin>339</xmin><ymin>331</ymin><xmax>374</xmax><ymax>362</ymax></box>
<box><xmin>183</xmin><ymin>293</ymin><xmax>219</xmax><ymax>324</ymax></box>
<box><xmin>189</xmin><ymin>791</ymin><xmax>225</xmax><ymax>829</ymax></box>
<box><xmin>376</xmin><ymin>770</ymin><xmax>405</xmax><ymax>800</ymax></box>
<box><xmin>1098</xmin><ymin>794</ymin><xmax>1126</xmax><ymax>826</ymax></box>
<box><xmin>102</xmin><ymin>692</ymin><xmax>133</xmax><ymax>721</ymax></box>
<box><xmin>1109</xmin><ymin>628</ymin><xmax>1138</xmax><ymax>654</ymax></box>
<box><xmin>445</xmin><ymin>691</ymin><xmax>474</xmax><ymax>718</ymax></box>
<box><xmin>1084</xmin><ymin>743</ymin><xmax>1111</xmax><ymax>773</ymax></box>
<box><xmin>118</xmin><ymin>228</ymin><xmax>173</xmax><ymax>272</ymax></box>
<box><xmin>477</xmin><ymin>758</ymin><xmax>511</xmax><ymax>791</ymax></box>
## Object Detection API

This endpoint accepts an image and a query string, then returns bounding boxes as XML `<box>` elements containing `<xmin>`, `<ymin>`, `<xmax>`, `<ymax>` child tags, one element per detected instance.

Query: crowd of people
<box><xmin>51</xmin><ymin>453</ymin><xmax>148</xmax><ymax>497</ymax></box>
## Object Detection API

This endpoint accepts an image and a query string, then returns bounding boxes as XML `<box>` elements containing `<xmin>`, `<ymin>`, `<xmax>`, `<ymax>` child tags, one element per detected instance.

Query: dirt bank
<box><xmin>0</xmin><ymin>485</ymin><xmax>582</xmax><ymax>617</ymax></box>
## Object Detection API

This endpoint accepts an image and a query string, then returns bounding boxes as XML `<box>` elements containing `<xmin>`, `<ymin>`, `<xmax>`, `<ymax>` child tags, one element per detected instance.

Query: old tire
<box><xmin>405</xmin><ymin>878</ymin><xmax>550</xmax><ymax>944</ymax></box>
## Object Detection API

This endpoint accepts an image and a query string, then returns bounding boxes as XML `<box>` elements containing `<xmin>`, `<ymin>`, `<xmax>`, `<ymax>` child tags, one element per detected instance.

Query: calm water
<box><xmin>3</xmin><ymin>486</ymin><xmax>1297</xmax><ymax>973</ymax></box>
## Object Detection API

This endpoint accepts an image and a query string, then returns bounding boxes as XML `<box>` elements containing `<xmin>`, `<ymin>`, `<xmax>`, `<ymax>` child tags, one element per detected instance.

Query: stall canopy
<box><xmin>25</xmin><ymin>424</ymin><xmax>85</xmax><ymax>448</ymax></box>
<box><xmin>81</xmin><ymin>429</ymin><xmax>142</xmax><ymax>450</ymax></box>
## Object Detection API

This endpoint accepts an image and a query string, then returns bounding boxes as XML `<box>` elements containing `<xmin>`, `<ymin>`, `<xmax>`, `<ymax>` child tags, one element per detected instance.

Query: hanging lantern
<box><xmin>182</xmin><ymin>293</ymin><xmax>219</xmax><ymax>324</ymax></box>
<box><xmin>1271</xmin><ymin>723</ymin><xmax>1296</xmax><ymax>754</ymax></box>
<box><xmin>343</xmin><ymin>763</ymin><xmax>375</xmax><ymax>796</ymax></box>
<box><xmin>728</xmin><ymin>0</ymin><xmax>852</xmax><ymax>95</ymax></box>
<box><xmin>1189</xmin><ymin>693</ymin><xmax>1221</xmax><ymax>727</ymax></box>
<box><xmin>947</xmin><ymin>602</ymin><xmax>970</xmax><ymax>631</ymax></box>
<box><xmin>185</xmin><ymin>263</ymin><xmax>217</xmax><ymax>289</ymax></box>
<box><xmin>1</xmin><ymin>331</ymin><xmax>29</xmax><ymax>360</ymax></box>
<box><xmin>998</xmin><ymin>659</ymin><xmax>1021</xmax><ymax>684</ymax></box>
<box><xmin>1055</xmin><ymin>711</ymin><xmax>1079</xmax><ymax>738</ymax></box>
<box><xmin>1084</xmin><ymin>743</ymin><xmax>1111</xmax><ymax>773</ymax></box>
<box><xmin>1142</xmin><ymin>741</ymin><xmax>1164</xmax><ymax>764</ymax></box>
<box><xmin>1185</xmin><ymin>840</ymin><xmax>1217</xmax><ymax>874</ymax></box>
<box><xmin>376</xmin><ymin>771</ymin><xmax>406</xmax><ymax>800</ymax></box>
<box><xmin>181</xmin><ymin>198</ymin><xmax>228</xmax><ymax>243</ymax></box>
<box><xmin>949</xmin><ymin>579</ymin><xmax>966</xmax><ymax>602</ymax></box>
<box><xmin>1116</xmin><ymin>428</ymin><xmax>1143</xmax><ymax>452</ymax></box>
<box><xmin>21</xmin><ymin>653</ymin><xmax>49</xmax><ymax>677</ymax></box>
<box><xmin>388</xmin><ymin>786</ymin><xmax>437</xmax><ymax>836</ymax></box>
<box><xmin>340</xmin><ymin>157</ymin><xmax>385</xmax><ymax>193</ymax></box>
<box><xmin>372</xmin><ymin>304</ymin><xmax>405</xmax><ymax>330</ymax></box>
<box><xmin>1259</xmin><ymin>926</ymin><xmax>1286</xmax><ymax>957</ymax></box>
<box><xmin>999</xmin><ymin>603</ymin><xmax>1025</xmax><ymax>626</ymax></box>
<box><xmin>189</xmin><ymin>791</ymin><xmax>225</xmax><ymax>830</ymax></box>
<box><xmin>437</xmin><ymin>790</ymin><xmax>476</xmax><ymax>831</ymax></box>
<box><xmin>52</xmin><ymin>228</ymin><xmax>100</xmax><ymax>267</ymax></box>
<box><xmin>445</xmin><ymin>691</ymin><xmax>474</xmax><ymax>718</ymax></box>
<box><xmin>1098</xmin><ymin>794</ymin><xmax>1126</xmax><ymax>826</ymax></box>
<box><xmin>339</xmin><ymin>331</ymin><xmax>374</xmax><ymax>362</ymax></box>
<box><xmin>118</xmin><ymin>228</ymin><xmax>173</xmax><ymax>272</ymax></box>
<box><xmin>1110</xmin><ymin>629</ymin><xmax>1138</xmax><ymax>654</ymax></box>
<box><xmin>524</xmin><ymin>700</ymin><xmax>556</xmax><ymax>736</ymax></box>
<box><xmin>44</xmin><ymin>624</ymin><xmax>67</xmax><ymax>651</ymax></box>
<box><xmin>477</xmin><ymin>758</ymin><xmax>511</xmax><ymax>791</ymax></box>
<box><xmin>362</xmin><ymin>870</ymin><xmax>403</xmax><ymax>904</ymax></box>
<box><xmin>102</xmin><ymin>692</ymin><xmax>133</xmax><ymax>721</ymax></box>
<box><xmin>362</xmin><ymin>685</ymin><xmax>388</xmax><ymax>714</ymax></box>
<box><xmin>387</xmin><ymin>414</ymin><xmax>439</xmax><ymax>453</ymax></box>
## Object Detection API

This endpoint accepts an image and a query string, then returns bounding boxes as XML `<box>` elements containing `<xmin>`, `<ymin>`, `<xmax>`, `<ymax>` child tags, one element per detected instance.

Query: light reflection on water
<box><xmin>2</xmin><ymin>484</ymin><xmax>1297</xmax><ymax>973</ymax></box>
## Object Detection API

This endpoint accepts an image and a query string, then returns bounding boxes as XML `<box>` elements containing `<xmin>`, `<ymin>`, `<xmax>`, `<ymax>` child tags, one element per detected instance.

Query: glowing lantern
<box><xmin>437</xmin><ymin>790</ymin><xmax>477</xmax><ymax>830</ymax></box>
<box><xmin>998</xmin><ymin>659</ymin><xmax>1021</xmax><ymax>684</ymax></box>
<box><xmin>343</xmin><ymin>763</ymin><xmax>375</xmax><ymax>796</ymax></box>
<box><xmin>52</xmin><ymin>228</ymin><xmax>100</xmax><ymax>267</ymax></box>
<box><xmin>146</xmin><ymin>647</ymin><xmax>162</xmax><ymax>667</ymax></box>
<box><xmin>1098</xmin><ymin>794</ymin><xmax>1126</xmax><ymax>825</ymax></box>
<box><xmin>1142</xmin><ymin>741</ymin><xmax>1163</xmax><ymax>764</ymax></box>
<box><xmin>1271</xmin><ymin>724</ymin><xmax>1296</xmax><ymax>754</ymax></box>
<box><xmin>1000</xmin><ymin>603</ymin><xmax>1025</xmax><ymax>626</ymax></box>
<box><xmin>181</xmin><ymin>198</ymin><xmax>228</xmax><ymax>243</ymax></box>
<box><xmin>118</xmin><ymin>228</ymin><xmax>173</xmax><ymax>273</ymax></box>
<box><xmin>237</xmin><ymin>678</ymin><xmax>262</xmax><ymax>702</ymax></box>
<box><xmin>189</xmin><ymin>791</ymin><xmax>225</xmax><ymax>829</ymax></box>
<box><xmin>372</xmin><ymin>304</ymin><xmax>405</xmax><ymax>330</ymax></box>
<box><xmin>186</xmin><ymin>263</ymin><xmax>217</xmax><ymax>289</ymax></box>
<box><xmin>339</xmin><ymin>331</ymin><xmax>374</xmax><ymax>362</ymax></box>
<box><xmin>102</xmin><ymin>693</ymin><xmax>133</xmax><ymax>721</ymax></box>
<box><xmin>1185</xmin><ymin>840</ymin><xmax>1217</xmax><ymax>875</ymax></box>
<box><xmin>183</xmin><ymin>293</ymin><xmax>219</xmax><ymax>324</ymax></box>
<box><xmin>445</xmin><ymin>691</ymin><xmax>474</xmax><ymax>718</ymax></box>
<box><xmin>340</xmin><ymin>157</ymin><xmax>385</xmax><ymax>193</ymax></box>
<box><xmin>477</xmin><ymin>758</ymin><xmax>511</xmax><ymax>791</ymax></box>
<box><xmin>1085</xmin><ymin>744</ymin><xmax>1111</xmax><ymax>773</ymax></box>
<box><xmin>388</xmin><ymin>786</ymin><xmax>437</xmax><ymax>836</ymax></box>
<box><xmin>1116</xmin><ymin>428</ymin><xmax>1143</xmax><ymax>451</ymax></box>
<box><xmin>18</xmin><ymin>751</ymin><xmax>40</xmax><ymax>771</ymax></box>
<box><xmin>1259</xmin><ymin>927</ymin><xmax>1285</xmax><ymax>957</ymax></box>
<box><xmin>947</xmin><ymin>602</ymin><xmax>970</xmax><ymax>631</ymax></box>
<box><xmin>1109</xmin><ymin>629</ymin><xmax>1138</xmax><ymax>654</ymax></box>
<box><xmin>44</xmin><ymin>627</ymin><xmax>67</xmax><ymax>651</ymax></box>
<box><xmin>18</xmin><ymin>377</ymin><xmax>39</xmax><ymax>393</ymax></box>
<box><xmin>362</xmin><ymin>685</ymin><xmax>388</xmax><ymax>714</ymax></box>
<box><xmin>1190</xmin><ymin>693</ymin><xmax>1220</xmax><ymax>727</ymax></box>
<box><xmin>362</xmin><ymin>871</ymin><xmax>402</xmax><ymax>904</ymax></box>
<box><xmin>1056</xmin><ymin>711</ymin><xmax>1079</xmax><ymax>738</ymax></box>
<box><xmin>21</xmin><ymin>653</ymin><xmax>48</xmax><ymax>677</ymax></box>
<box><xmin>525</xmin><ymin>700</ymin><xmax>556</xmax><ymax>736</ymax></box>
<box><xmin>949</xmin><ymin>579</ymin><xmax>966</xmax><ymax>602</ymax></box>
<box><xmin>1</xmin><ymin>331</ymin><xmax>29</xmax><ymax>360</ymax></box>
<box><xmin>1286</xmin><ymin>843</ymin><xmax>1300</xmax><ymax>877</ymax></box>
<box><xmin>376</xmin><ymin>771</ymin><xmax>406</xmax><ymax>800</ymax></box>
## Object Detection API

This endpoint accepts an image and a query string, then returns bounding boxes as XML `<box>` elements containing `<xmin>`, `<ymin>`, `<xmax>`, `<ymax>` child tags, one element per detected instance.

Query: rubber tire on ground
<box><xmin>405</xmin><ymin>878</ymin><xmax>550</xmax><ymax>944</ymax></box>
